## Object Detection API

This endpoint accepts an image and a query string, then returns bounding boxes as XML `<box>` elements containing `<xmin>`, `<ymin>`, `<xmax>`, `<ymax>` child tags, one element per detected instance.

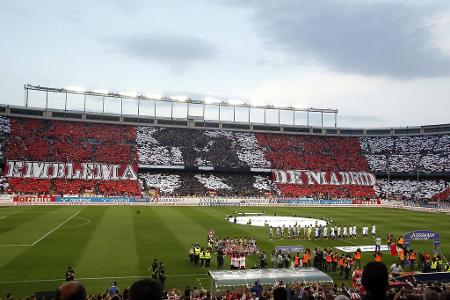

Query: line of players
<box><xmin>269</xmin><ymin>223</ymin><xmax>377</xmax><ymax>240</ymax></box>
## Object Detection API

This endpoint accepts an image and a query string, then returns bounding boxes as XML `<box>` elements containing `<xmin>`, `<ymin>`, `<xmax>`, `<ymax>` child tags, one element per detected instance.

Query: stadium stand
<box><xmin>255</xmin><ymin>133</ymin><xmax>376</xmax><ymax>198</ymax></box>
<box><xmin>17</xmin><ymin>266</ymin><xmax>450</xmax><ymax>299</ymax></box>
<box><xmin>361</xmin><ymin>136</ymin><xmax>450</xmax><ymax>174</ymax></box>
<box><xmin>375</xmin><ymin>179</ymin><xmax>449</xmax><ymax>200</ymax></box>
<box><xmin>277</xmin><ymin>184</ymin><xmax>376</xmax><ymax>199</ymax></box>
<box><xmin>137</xmin><ymin>127</ymin><xmax>270</xmax><ymax>168</ymax></box>
<box><xmin>0</xmin><ymin>115</ymin><xmax>448</xmax><ymax>200</ymax></box>
<box><xmin>139</xmin><ymin>171</ymin><xmax>277</xmax><ymax>197</ymax></box>
<box><xmin>256</xmin><ymin>134</ymin><xmax>369</xmax><ymax>171</ymax></box>
<box><xmin>2</xmin><ymin>117</ymin><xmax>140</xmax><ymax>195</ymax></box>
<box><xmin>433</xmin><ymin>186</ymin><xmax>450</xmax><ymax>201</ymax></box>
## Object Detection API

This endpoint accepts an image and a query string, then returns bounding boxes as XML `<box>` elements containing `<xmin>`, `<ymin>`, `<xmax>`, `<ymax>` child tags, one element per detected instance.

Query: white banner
<box><xmin>335</xmin><ymin>245</ymin><xmax>389</xmax><ymax>253</ymax></box>
<box><xmin>273</xmin><ymin>169</ymin><xmax>376</xmax><ymax>186</ymax></box>
<box><xmin>5</xmin><ymin>160</ymin><xmax>138</xmax><ymax>181</ymax></box>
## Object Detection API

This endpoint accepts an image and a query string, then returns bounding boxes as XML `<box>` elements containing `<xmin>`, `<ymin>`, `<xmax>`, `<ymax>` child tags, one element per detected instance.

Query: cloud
<box><xmin>113</xmin><ymin>33</ymin><xmax>218</xmax><ymax>71</ymax></box>
<box><xmin>230</xmin><ymin>70</ymin><xmax>450</xmax><ymax>127</ymax></box>
<box><xmin>235</xmin><ymin>1</ymin><xmax>450</xmax><ymax>78</ymax></box>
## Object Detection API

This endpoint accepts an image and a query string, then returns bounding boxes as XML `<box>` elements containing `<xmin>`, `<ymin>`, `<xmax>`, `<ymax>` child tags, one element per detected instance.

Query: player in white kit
<box><xmin>239</xmin><ymin>255</ymin><xmax>246</xmax><ymax>269</ymax></box>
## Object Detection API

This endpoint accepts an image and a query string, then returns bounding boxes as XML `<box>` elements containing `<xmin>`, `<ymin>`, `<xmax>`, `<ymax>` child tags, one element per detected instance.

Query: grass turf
<box><xmin>0</xmin><ymin>206</ymin><xmax>448</xmax><ymax>296</ymax></box>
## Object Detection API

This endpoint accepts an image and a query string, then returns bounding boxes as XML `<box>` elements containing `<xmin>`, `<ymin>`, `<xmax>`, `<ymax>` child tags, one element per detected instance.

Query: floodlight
<box><xmin>204</xmin><ymin>97</ymin><xmax>221</xmax><ymax>104</ymax></box>
<box><xmin>120</xmin><ymin>91</ymin><xmax>138</xmax><ymax>98</ymax></box>
<box><xmin>229</xmin><ymin>99</ymin><xmax>244</xmax><ymax>105</ymax></box>
<box><xmin>66</xmin><ymin>86</ymin><xmax>86</xmax><ymax>92</ymax></box>
<box><xmin>172</xmin><ymin>95</ymin><xmax>188</xmax><ymax>102</ymax></box>
<box><xmin>145</xmin><ymin>93</ymin><xmax>163</xmax><ymax>99</ymax></box>
<box><xmin>93</xmin><ymin>89</ymin><xmax>109</xmax><ymax>94</ymax></box>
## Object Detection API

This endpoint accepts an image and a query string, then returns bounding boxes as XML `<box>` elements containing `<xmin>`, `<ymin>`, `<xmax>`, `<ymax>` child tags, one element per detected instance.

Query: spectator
<box><xmin>361</xmin><ymin>262</ymin><xmax>389</xmax><ymax>300</ymax></box>
<box><xmin>55</xmin><ymin>281</ymin><xmax>86</xmax><ymax>300</ymax></box>
<box><xmin>184</xmin><ymin>286</ymin><xmax>191</xmax><ymax>300</ymax></box>
<box><xmin>273</xmin><ymin>284</ymin><xmax>288</xmax><ymax>300</ymax></box>
<box><xmin>108</xmin><ymin>281</ymin><xmax>119</xmax><ymax>296</ymax></box>
<box><xmin>389</xmin><ymin>262</ymin><xmax>402</xmax><ymax>278</ymax></box>
<box><xmin>250</xmin><ymin>281</ymin><xmax>262</xmax><ymax>297</ymax></box>
<box><xmin>129</xmin><ymin>278</ymin><xmax>163</xmax><ymax>300</ymax></box>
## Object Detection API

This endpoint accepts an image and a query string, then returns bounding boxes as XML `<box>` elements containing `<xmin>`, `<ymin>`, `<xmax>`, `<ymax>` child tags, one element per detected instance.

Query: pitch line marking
<box><xmin>0</xmin><ymin>274</ymin><xmax>210</xmax><ymax>284</ymax></box>
<box><xmin>60</xmin><ymin>217</ymin><xmax>91</xmax><ymax>230</ymax></box>
<box><xmin>0</xmin><ymin>244</ymin><xmax>30</xmax><ymax>247</ymax></box>
<box><xmin>31</xmin><ymin>210</ymin><xmax>82</xmax><ymax>246</ymax></box>
<box><xmin>0</xmin><ymin>210</ymin><xmax>81</xmax><ymax>247</ymax></box>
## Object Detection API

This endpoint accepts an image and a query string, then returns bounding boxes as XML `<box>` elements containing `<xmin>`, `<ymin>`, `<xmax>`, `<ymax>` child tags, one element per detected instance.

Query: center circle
<box><xmin>228</xmin><ymin>216</ymin><xmax>328</xmax><ymax>227</ymax></box>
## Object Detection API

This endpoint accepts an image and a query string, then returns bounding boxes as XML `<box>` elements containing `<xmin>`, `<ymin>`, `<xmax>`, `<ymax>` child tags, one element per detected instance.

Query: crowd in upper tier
<box><xmin>360</xmin><ymin>135</ymin><xmax>450</xmax><ymax>174</ymax></box>
<box><xmin>375</xmin><ymin>179</ymin><xmax>449</xmax><ymax>200</ymax></box>
<box><xmin>256</xmin><ymin>134</ymin><xmax>370</xmax><ymax>172</ymax></box>
<box><xmin>0</xmin><ymin>117</ymin><xmax>141</xmax><ymax>195</ymax></box>
<box><xmin>136</xmin><ymin>127</ymin><xmax>270</xmax><ymax>169</ymax></box>
<box><xmin>0</xmin><ymin>116</ymin><xmax>448</xmax><ymax>199</ymax></box>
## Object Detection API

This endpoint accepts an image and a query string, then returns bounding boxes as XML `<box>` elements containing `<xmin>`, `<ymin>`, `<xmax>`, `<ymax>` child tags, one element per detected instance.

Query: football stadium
<box><xmin>0</xmin><ymin>85</ymin><xmax>448</xmax><ymax>298</ymax></box>
<box><xmin>2</xmin><ymin>1</ymin><xmax>450</xmax><ymax>299</ymax></box>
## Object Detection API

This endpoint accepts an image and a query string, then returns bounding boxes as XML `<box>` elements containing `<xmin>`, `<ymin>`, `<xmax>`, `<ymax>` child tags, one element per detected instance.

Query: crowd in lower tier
<box><xmin>8</xmin><ymin>261</ymin><xmax>449</xmax><ymax>300</ymax></box>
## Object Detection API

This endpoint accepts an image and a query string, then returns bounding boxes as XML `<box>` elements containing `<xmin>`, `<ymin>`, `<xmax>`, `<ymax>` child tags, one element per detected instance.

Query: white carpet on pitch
<box><xmin>228</xmin><ymin>216</ymin><xmax>327</xmax><ymax>228</ymax></box>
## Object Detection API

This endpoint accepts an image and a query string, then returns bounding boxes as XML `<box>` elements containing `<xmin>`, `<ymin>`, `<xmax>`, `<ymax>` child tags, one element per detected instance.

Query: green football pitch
<box><xmin>0</xmin><ymin>206</ymin><xmax>448</xmax><ymax>296</ymax></box>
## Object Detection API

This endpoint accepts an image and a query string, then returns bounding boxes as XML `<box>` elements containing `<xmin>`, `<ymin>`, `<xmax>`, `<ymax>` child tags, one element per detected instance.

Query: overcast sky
<box><xmin>1</xmin><ymin>0</ymin><xmax>449</xmax><ymax>127</ymax></box>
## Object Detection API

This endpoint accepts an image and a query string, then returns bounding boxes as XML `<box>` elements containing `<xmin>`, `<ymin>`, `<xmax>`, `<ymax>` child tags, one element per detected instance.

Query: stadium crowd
<box><xmin>9</xmin><ymin>262</ymin><xmax>449</xmax><ymax>300</ymax></box>
<box><xmin>136</xmin><ymin>127</ymin><xmax>270</xmax><ymax>169</ymax></box>
<box><xmin>1</xmin><ymin>117</ymin><xmax>140</xmax><ymax>196</ymax></box>
<box><xmin>360</xmin><ymin>135</ymin><xmax>450</xmax><ymax>174</ymax></box>
<box><xmin>140</xmin><ymin>172</ymin><xmax>276</xmax><ymax>197</ymax></box>
<box><xmin>375</xmin><ymin>179</ymin><xmax>449</xmax><ymax>200</ymax></box>
<box><xmin>0</xmin><ymin>116</ymin><xmax>449</xmax><ymax>201</ymax></box>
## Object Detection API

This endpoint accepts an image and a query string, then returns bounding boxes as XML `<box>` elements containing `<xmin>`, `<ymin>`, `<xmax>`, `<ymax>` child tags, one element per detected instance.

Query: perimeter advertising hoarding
<box><xmin>13</xmin><ymin>195</ymin><xmax>56</xmax><ymax>203</ymax></box>
<box><xmin>275</xmin><ymin>246</ymin><xmax>305</xmax><ymax>253</ymax></box>
<box><xmin>335</xmin><ymin>245</ymin><xmax>390</xmax><ymax>253</ymax></box>
<box><xmin>277</xmin><ymin>199</ymin><xmax>353</xmax><ymax>205</ymax></box>
<box><xmin>54</xmin><ymin>197</ymin><xmax>136</xmax><ymax>203</ymax></box>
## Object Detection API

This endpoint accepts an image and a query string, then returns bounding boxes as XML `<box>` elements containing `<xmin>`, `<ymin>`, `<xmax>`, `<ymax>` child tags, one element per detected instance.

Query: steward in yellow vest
<box><xmin>204</xmin><ymin>249</ymin><xmax>212</xmax><ymax>267</ymax></box>
<box><xmin>194</xmin><ymin>245</ymin><xmax>201</xmax><ymax>265</ymax></box>
<box><xmin>431</xmin><ymin>259</ymin><xmax>438</xmax><ymax>272</ymax></box>
<box><xmin>199</xmin><ymin>248</ymin><xmax>205</xmax><ymax>267</ymax></box>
